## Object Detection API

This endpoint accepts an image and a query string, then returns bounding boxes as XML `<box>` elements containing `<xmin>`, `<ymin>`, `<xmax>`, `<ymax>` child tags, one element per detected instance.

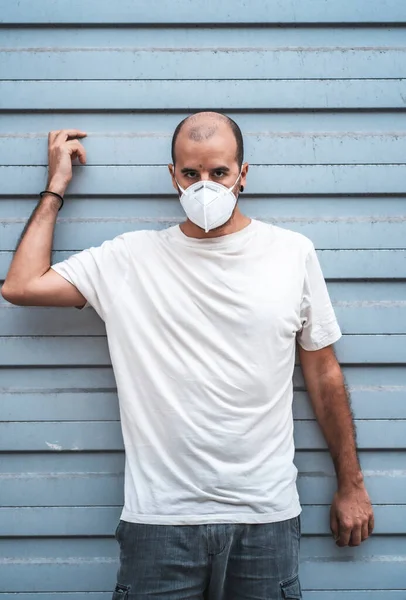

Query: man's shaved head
<box><xmin>171</xmin><ymin>111</ymin><xmax>244</xmax><ymax>167</ymax></box>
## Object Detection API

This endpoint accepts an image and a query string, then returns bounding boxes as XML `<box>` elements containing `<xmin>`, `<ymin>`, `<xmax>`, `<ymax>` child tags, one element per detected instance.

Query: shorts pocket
<box><xmin>112</xmin><ymin>582</ymin><xmax>130</xmax><ymax>599</ymax></box>
<box><xmin>114</xmin><ymin>519</ymin><xmax>123</xmax><ymax>541</ymax></box>
<box><xmin>292</xmin><ymin>515</ymin><xmax>301</xmax><ymax>537</ymax></box>
<box><xmin>297</xmin><ymin>514</ymin><xmax>302</xmax><ymax>537</ymax></box>
<box><xmin>280</xmin><ymin>574</ymin><xmax>302</xmax><ymax>599</ymax></box>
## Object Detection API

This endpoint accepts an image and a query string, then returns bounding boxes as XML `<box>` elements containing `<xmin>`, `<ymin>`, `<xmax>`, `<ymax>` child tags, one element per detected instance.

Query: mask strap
<box><xmin>174</xmin><ymin>177</ymin><xmax>186</xmax><ymax>195</ymax></box>
<box><xmin>228</xmin><ymin>170</ymin><xmax>243</xmax><ymax>193</ymax></box>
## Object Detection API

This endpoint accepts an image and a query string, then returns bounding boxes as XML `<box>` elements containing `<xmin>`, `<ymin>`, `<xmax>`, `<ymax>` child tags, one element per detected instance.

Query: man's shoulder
<box><xmin>110</xmin><ymin>228</ymin><xmax>161</xmax><ymax>248</ymax></box>
<box><xmin>109</xmin><ymin>226</ymin><xmax>177</xmax><ymax>258</ymax></box>
<box><xmin>257</xmin><ymin>220</ymin><xmax>314</xmax><ymax>254</ymax></box>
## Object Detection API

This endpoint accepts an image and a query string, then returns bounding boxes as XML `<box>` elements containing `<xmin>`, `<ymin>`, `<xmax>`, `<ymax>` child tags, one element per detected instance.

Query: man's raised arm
<box><xmin>1</xmin><ymin>129</ymin><xmax>88</xmax><ymax>307</ymax></box>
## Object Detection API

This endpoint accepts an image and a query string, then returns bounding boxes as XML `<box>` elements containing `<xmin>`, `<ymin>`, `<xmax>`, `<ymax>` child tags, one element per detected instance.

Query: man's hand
<box><xmin>46</xmin><ymin>129</ymin><xmax>87</xmax><ymax>195</ymax></box>
<box><xmin>330</xmin><ymin>479</ymin><xmax>374</xmax><ymax>547</ymax></box>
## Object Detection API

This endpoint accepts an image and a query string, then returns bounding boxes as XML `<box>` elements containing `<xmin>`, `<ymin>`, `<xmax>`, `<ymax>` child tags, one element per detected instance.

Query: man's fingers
<box><xmin>331</xmin><ymin>489</ymin><xmax>374</xmax><ymax>547</ymax></box>
<box><xmin>337</xmin><ymin>514</ymin><xmax>373</xmax><ymax>547</ymax></box>
<box><xmin>361</xmin><ymin>521</ymin><xmax>370</xmax><ymax>542</ymax></box>
<box><xmin>56</xmin><ymin>129</ymin><xmax>87</xmax><ymax>142</ymax></box>
<box><xmin>349</xmin><ymin>524</ymin><xmax>362</xmax><ymax>546</ymax></box>
<box><xmin>330</xmin><ymin>513</ymin><xmax>339</xmax><ymax>542</ymax></box>
<box><xmin>66</xmin><ymin>140</ymin><xmax>87</xmax><ymax>164</ymax></box>
<box><xmin>336</xmin><ymin>520</ymin><xmax>352</xmax><ymax>547</ymax></box>
<box><xmin>368</xmin><ymin>513</ymin><xmax>375</xmax><ymax>535</ymax></box>
<box><xmin>49</xmin><ymin>129</ymin><xmax>87</xmax><ymax>143</ymax></box>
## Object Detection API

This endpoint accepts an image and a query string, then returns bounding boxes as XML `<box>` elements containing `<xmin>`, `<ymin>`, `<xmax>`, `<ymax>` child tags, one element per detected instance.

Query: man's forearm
<box><xmin>309</xmin><ymin>365</ymin><xmax>362</xmax><ymax>488</ymax></box>
<box><xmin>2</xmin><ymin>191</ymin><xmax>61</xmax><ymax>298</ymax></box>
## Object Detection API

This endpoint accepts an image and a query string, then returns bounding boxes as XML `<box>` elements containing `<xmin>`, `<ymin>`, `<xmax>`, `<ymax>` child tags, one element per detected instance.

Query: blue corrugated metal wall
<box><xmin>1</xmin><ymin>2</ymin><xmax>406</xmax><ymax>598</ymax></box>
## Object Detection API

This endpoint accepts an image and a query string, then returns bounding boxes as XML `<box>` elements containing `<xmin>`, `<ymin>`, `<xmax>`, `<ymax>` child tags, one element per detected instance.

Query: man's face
<box><xmin>168</xmin><ymin>122</ymin><xmax>248</xmax><ymax>197</ymax></box>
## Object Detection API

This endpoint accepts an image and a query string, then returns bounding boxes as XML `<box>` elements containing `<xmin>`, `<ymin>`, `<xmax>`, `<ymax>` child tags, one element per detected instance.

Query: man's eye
<box><xmin>185</xmin><ymin>172</ymin><xmax>198</xmax><ymax>178</ymax></box>
<box><xmin>213</xmin><ymin>170</ymin><xmax>225</xmax><ymax>178</ymax></box>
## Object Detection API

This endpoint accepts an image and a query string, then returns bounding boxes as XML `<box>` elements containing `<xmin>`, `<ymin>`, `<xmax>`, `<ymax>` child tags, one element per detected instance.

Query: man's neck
<box><xmin>179</xmin><ymin>208</ymin><xmax>252</xmax><ymax>239</ymax></box>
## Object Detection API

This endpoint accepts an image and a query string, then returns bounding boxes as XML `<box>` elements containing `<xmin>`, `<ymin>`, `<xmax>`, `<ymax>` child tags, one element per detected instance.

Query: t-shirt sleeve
<box><xmin>296</xmin><ymin>242</ymin><xmax>342</xmax><ymax>351</ymax></box>
<box><xmin>50</xmin><ymin>233</ymin><xmax>130</xmax><ymax>321</ymax></box>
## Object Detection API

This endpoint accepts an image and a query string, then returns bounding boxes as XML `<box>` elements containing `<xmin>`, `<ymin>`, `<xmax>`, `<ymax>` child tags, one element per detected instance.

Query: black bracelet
<box><xmin>39</xmin><ymin>190</ymin><xmax>64</xmax><ymax>211</ymax></box>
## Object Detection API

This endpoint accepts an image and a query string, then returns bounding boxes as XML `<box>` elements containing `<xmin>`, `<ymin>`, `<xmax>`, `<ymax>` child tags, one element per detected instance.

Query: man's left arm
<box><xmin>298</xmin><ymin>343</ymin><xmax>374</xmax><ymax>547</ymax></box>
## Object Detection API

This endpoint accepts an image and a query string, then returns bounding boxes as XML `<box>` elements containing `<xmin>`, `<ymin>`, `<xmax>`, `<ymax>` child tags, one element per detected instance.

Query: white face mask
<box><xmin>175</xmin><ymin>172</ymin><xmax>242</xmax><ymax>233</ymax></box>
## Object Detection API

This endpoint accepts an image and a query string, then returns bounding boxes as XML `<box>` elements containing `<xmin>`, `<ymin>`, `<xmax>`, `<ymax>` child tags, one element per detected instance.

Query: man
<box><xmin>2</xmin><ymin>112</ymin><xmax>374</xmax><ymax>599</ymax></box>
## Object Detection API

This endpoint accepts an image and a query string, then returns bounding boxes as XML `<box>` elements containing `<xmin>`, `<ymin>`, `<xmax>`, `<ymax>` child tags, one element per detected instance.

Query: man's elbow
<box><xmin>1</xmin><ymin>281</ymin><xmax>28</xmax><ymax>305</ymax></box>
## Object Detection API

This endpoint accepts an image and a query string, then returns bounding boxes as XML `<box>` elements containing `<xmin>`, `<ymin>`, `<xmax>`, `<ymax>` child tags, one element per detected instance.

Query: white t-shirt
<box><xmin>51</xmin><ymin>219</ymin><xmax>342</xmax><ymax>525</ymax></box>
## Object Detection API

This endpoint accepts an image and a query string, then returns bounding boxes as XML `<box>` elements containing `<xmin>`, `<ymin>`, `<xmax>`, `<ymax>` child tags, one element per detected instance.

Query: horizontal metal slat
<box><xmin>1</xmin><ymin>365</ymin><xmax>404</xmax><ymax>390</ymax></box>
<box><xmin>1</xmin><ymin>0</ymin><xmax>405</xmax><ymax>24</ymax></box>
<box><xmin>0</xmin><ymin>505</ymin><xmax>403</xmax><ymax>536</ymax></box>
<box><xmin>1</xmin><ymin>291</ymin><xmax>405</xmax><ymax>334</ymax></box>
<box><xmin>3</xmin><ymin>132</ymin><xmax>406</xmax><ymax>166</ymax></box>
<box><xmin>1</xmin><ymin>80</ymin><xmax>406</xmax><ymax>110</ymax></box>
<box><xmin>2</xmin><ymin>165</ymin><xmax>406</xmax><ymax>195</ymax></box>
<box><xmin>0</xmin><ymin>335</ymin><xmax>405</xmax><ymax>366</ymax></box>
<box><xmin>2</xmin><ymin>112</ymin><xmax>406</xmax><ymax>135</ymax></box>
<box><xmin>2</xmin><ymin>388</ymin><xmax>406</xmax><ymax>421</ymax></box>
<box><xmin>0</xmin><ymin>419</ymin><xmax>405</xmax><ymax>451</ymax></box>
<box><xmin>1</xmin><ymin>281</ymin><xmax>406</xmax><ymax>335</ymax></box>
<box><xmin>2</xmin><ymin>450</ymin><xmax>403</xmax><ymax>505</ymax></box>
<box><xmin>1</xmin><ymin>196</ymin><xmax>404</xmax><ymax>220</ymax></box>
<box><xmin>2</xmin><ymin>26</ymin><xmax>406</xmax><ymax>49</ymax></box>
<box><xmin>2</xmin><ymin>249</ymin><xmax>406</xmax><ymax>280</ymax></box>
<box><xmin>2</xmin><ymin>217</ymin><xmax>406</xmax><ymax>251</ymax></box>
<box><xmin>2</xmin><ymin>448</ymin><xmax>402</xmax><ymax>473</ymax></box>
<box><xmin>2</xmin><ymin>48</ymin><xmax>406</xmax><ymax>80</ymax></box>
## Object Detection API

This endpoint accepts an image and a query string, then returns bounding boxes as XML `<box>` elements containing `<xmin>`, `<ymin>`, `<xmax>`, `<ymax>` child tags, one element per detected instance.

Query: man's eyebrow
<box><xmin>180</xmin><ymin>165</ymin><xmax>231</xmax><ymax>173</ymax></box>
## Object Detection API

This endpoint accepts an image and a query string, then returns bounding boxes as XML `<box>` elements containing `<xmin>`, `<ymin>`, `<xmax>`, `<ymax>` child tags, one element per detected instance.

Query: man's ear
<box><xmin>240</xmin><ymin>162</ymin><xmax>249</xmax><ymax>191</ymax></box>
<box><xmin>168</xmin><ymin>163</ymin><xmax>178</xmax><ymax>193</ymax></box>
